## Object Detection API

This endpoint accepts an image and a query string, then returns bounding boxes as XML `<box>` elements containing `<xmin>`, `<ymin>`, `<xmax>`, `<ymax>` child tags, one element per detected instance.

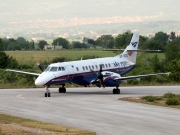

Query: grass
<box><xmin>120</xmin><ymin>93</ymin><xmax>180</xmax><ymax>109</ymax></box>
<box><xmin>0</xmin><ymin>113</ymin><xmax>95</xmax><ymax>135</ymax></box>
<box><xmin>5</xmin><ymin>50</ymin><xmax>165</xmax><ymax>64</ymax></box>
<box><xmin>5</xmin><ymin>50</ymin><xmax>116</xmax><ymax>64</ymax></box>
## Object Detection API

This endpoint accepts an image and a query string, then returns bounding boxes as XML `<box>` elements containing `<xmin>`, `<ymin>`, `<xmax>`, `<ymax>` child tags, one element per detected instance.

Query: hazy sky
<box><xmin>0</xmin><ymin>0</ymin><xmax>180</xmax><ymax>29</ymax></box>
<box><xmin>1</xmin><ymin>0</ymin><xmax>180</xmax><ymax>19</ymax></box>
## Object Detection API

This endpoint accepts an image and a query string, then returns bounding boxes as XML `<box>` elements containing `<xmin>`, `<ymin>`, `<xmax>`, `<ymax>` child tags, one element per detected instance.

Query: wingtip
<box><xmin>166</xmin><ymin>72</ymin><xmax>171</xmax><ymax>75</ymax></box>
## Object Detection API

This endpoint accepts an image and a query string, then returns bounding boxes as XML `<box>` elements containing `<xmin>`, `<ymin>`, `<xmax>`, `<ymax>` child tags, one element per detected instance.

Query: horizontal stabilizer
<box><xmin>102</xmin><ymin>49</ymin><xmax>125</xmax><ymax>51</ymax></box>
<box><xmin>102</xmin><ymin>49</ymin><xmax>161</xmax><ymax>52</ymax></box>
<box><xmin>127</xmin><ymin>49</ymin><xmax>161</xmax><ymax>52</ymax></box>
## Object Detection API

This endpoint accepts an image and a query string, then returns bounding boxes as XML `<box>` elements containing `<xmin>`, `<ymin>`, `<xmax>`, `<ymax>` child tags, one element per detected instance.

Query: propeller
<box><xmin>37</xmin><ymin>63</ymin><xmax>44</xmax><ymax>72</ymax></box>
<box><xmin>90</xmin><ymin>64</ymin><xmax>105</xmax><ymax>88</ymax></box>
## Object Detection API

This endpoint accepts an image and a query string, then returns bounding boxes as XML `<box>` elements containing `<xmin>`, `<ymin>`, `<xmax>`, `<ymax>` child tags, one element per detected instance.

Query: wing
<box><xmin>6</xmin><ymin>69</ymin><xmax>40</xmax><ymax>77</ymax></box>
<box><xmin>114</xmin><ymin>72</ymin><xmax>170</xmax><ymax>81</ymax></box>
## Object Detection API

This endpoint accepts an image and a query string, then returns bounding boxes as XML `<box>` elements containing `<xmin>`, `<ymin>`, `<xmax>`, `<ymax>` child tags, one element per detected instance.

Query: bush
<box><xmin>163</xmin><ymin>92</ymin><xmax>176</xmax><ymax>98</ymax></box>
<box><xmin>51</xmin><ymin>57</ymin><xmax>69</xmax><ymax>63</ymax></box>
<box><xmin>80</xmin><ymin>55</ymin><xmax>99</xmax><ymax>60</ymax></box>
<box><xmin>127</xmin><ymin>79</ymin><xmax>139</xmax><ymax>85</ymax></box>
<box><xmin>165</xmin><ymin>98</ymin><xmax>180</xmax><ymax>105</ymax></box>
<box><xmin>142</xmin><ymin>95</ymin><xmax>157</xmax><ymax>102</ymax></box>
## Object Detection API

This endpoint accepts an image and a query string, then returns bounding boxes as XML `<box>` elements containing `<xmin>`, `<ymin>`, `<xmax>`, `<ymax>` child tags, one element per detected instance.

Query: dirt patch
<box><xmin>0</xmin><ymin>122</ymin><xmax>58</xmax><ymax>135</ymax></box>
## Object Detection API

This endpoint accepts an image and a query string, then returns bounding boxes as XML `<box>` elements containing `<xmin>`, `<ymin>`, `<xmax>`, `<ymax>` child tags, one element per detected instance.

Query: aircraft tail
<box><xmin>116</xmin><ymin>32</ymin><xmax>139</xmax><ymax>63</ymax></box>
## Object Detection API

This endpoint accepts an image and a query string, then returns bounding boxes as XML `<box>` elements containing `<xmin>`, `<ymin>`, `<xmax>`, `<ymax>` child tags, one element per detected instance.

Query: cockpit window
<box><xmin>58</xmin><ymin>67</ymin><xmax>65</xmax><ymax>71</ymax></box>
<box><xmin>45</xmin><ymin>66</ymin><xmax>51</xmax><ymax>72</ymax></box>
<box><xmin>50</xmin><ymin>67</ymin><xmax>58</xmax><ymax>72</ymax></box>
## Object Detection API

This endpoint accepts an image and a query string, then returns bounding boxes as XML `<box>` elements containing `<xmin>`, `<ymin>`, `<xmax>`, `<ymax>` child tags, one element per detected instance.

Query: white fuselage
<box><xmin>35</xmin><ymin>56</ymin><xmax>135</xmax><ymax>87</ymax></box>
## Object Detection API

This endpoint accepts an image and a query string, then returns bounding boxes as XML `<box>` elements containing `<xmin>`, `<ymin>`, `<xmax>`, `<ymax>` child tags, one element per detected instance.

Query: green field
<box><xmin>5</xmin><ymin>50</ymin><xmax>165</xmax><ymax>64</ymax></box>
<box><xmin>5</xmin><ymin>50</ymin><xmax>116</xmax><ymax>64</ymax></box>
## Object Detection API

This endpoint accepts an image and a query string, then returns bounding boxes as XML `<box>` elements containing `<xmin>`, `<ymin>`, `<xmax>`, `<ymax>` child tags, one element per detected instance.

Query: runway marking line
<box><xmin>16</xmin><ymin>95</ymin><xmax>25</xmax><ymax>100</ymax></box>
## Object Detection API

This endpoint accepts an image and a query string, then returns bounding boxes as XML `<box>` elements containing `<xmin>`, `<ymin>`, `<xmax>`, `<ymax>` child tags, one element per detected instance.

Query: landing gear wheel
<box><xmin>112</xmin><ymin>88</ymin><xmax>120</xmax><ymax>94</ymax></box>
<box><xmin>113</xmin><ymin>89</ymin><xmax>116</xmax><ymax>94</ymax></box>
<box><xmin>117</xmin><ymin>89</ymin><xmax>120</xmax><ymax>94</ymax></box>
<box><xmin>63</xmin><ymin>88</ymin><xmax>66</xmax><ymax>93</ymax></box>
<box><xmin>59</xmin><ymin>87</ymin><xmax>66</xmax><ymax>93</ymax></box>
<box><xmin>59</xmin><ymin>88</ymin><xmax>62</xmax><ymax>93</ymax></box>
<box><xmin>45</xmin><ymin>86</ymin><xmax>50</xmax><ymax>97</ymax></box>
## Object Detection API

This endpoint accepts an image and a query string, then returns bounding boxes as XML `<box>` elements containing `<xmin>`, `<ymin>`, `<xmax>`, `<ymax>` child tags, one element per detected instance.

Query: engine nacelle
<box><xmin>102</xmin><ymin>71</ymin><xmax>121</xmax><ymax>87</ymax></box>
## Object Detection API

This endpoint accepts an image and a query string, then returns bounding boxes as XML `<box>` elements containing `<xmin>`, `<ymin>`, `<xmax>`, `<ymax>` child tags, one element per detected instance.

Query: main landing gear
<box><xmin>59</xmin><ymin>84</ymin><xmax>66</xmax><ymax>93</ymax></box>
<box><xmin>113</xmin><ymin>87</ymin><xmax>120</xmax><ymax>94</ymax></box>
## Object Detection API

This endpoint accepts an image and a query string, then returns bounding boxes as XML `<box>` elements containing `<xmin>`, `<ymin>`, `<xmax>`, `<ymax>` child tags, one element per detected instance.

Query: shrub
<box><xmin>51</xmin><ymin>57</ymin><xmax>69</xmax><ymax>63</ymax></box>
<box><xmin>165</xmin><ymin>98</ymin><xmax>180</xmax><ymax>105</ymax></box>
<box><xmin>80</xmin><ymin>55</ymin><xmax>99</xmax><ymax>60</ymax></box>
<box><xmin>163</xmin><ymin>92</ymin><xmax>176</xmax><ymax>98</ymax></box>
<box><xmin>142</xmin><ymin>95</ymin><xmax>157</xmax><ymax>102</ymax></box>
<box><xmin>127</xmin><ymin>79</ymin><xmax>139</xmax><ymax>85</ymax></box>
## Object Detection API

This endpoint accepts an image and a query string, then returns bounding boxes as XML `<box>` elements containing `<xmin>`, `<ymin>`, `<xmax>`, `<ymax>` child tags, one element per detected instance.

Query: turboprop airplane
<box><xmin>6</xmin><ymin>32</ymin><xmax>169</xmax><ymax>97</ymax></box>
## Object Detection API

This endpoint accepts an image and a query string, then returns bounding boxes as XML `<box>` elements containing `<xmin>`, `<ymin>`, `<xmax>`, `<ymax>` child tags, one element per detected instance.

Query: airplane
<box><xmin>6</xmin><ymin>32</ymin><xmax>170</xmax><ymax>97</ymax></box>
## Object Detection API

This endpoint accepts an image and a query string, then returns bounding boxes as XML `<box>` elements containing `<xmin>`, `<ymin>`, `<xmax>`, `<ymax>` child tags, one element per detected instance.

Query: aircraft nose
<box><xmin>35</xmin><ymin>77</ymin><xmax>44</xmax><ymax>86</ymax></box>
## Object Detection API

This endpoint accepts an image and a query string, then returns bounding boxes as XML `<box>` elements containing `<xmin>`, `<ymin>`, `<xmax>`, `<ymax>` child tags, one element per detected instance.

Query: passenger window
<box><xmin>92</xmin><ymin>65</ymin><xmax>94</xmax><ymax>69</ymax></box>
<box><xmin>89</xmin><ymin>66</ymin><xmax>91</xmax><ymax>70</ymax></box>
<box><xmin>95</xmin><ymin>65</ymin><xmax>98</xmax><ymax>69</ymax></box>
<box><xmin>76</xmin><ymin>67</ymin><xmax>79</xmax><ymax>71</ymax></box>
<box><xmin>82</xmin><ymin>66</ymin><xmax>85</xmax><ymax>70</ymax></box>
<box><xmin>86</xmin><ymin>66</ymin><xmax>88</xmax><ymax>70</ymax></box>
<box><xmin>108</xmin><ymin>63</ymin><xmax>111</xmax><ymax>67</ymax></box>
<box><xmin>99</xmin><ymin>64</ymin><xmax>104</xmax><ymax>69</ymax></box>
<box><xmin>105</xmin><ymin>64</ymin><xmax>108</xmax><ymax>68</ymax></box>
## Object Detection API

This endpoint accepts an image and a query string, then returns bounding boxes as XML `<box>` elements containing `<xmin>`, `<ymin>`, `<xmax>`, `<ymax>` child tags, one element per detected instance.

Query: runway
<box><xmin>0</xmin><ymin>86</ymin><xmax>180</xmax><ymax>135</ymax></box>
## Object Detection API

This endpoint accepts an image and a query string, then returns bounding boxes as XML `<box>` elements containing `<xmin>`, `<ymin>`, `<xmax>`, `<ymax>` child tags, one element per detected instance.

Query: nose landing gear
<box><xmin>45</xmin><ymin>86</ymin><xmax>51</xmax><ymax>97</ymax></box>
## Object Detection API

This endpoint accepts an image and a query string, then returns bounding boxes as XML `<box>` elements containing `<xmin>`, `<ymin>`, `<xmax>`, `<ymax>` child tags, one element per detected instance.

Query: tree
<box><xmin>166</xmin><ymin>59</ymin><xmax>180</xmax><ymax>82</ymax></box>
<box><xmin>0</xmin><ymin>52</ymin><xmax>8</xmax><ymax>68</ymax></box>
<box><xmin>0</xmin><ymin>38</ymin><xmax>3</xmax><ymax>51</ymax></box>
<box><xmin>153</xmin><ymin>32</ymin><xmax>169</xmax><ymax>49</ymax></box>
<box><xmin>115</xmin><ymin>31</ymin><xmax>132</xmax><ymax>48</ymax></box>
<box><xmin>72</xmin><ymin>41</ymin><xmax>87</xmax><ymax>49</ymax></box>
<box><xmin>38</xmin><ymin>40</ymin><xmax>48</xmax><ymax>50</ymax></box>
<box><xmin>139</xmin><ymin>35</ymin><xmax>148</xmax><ymax>49</ymax></box>
<box><xmin>0</xmin><ymin>51</ymin><xmax>18</xmax><ymax>68</ymax></box>
<box><xmin>149</xmin><ymin>54</ymin><xmax>165</xmax><ymax>72</ymax></box>
<box><xmin>52</xmin><ymin>37</ymin><xmax>70</xmax><ymax>49</ymax></box>
<box><xmin>87</xmin><ymin>39</ymin><xmax>96</xmax><ymax>49</ymax></box>
<box><xmin>17</xmin><ymin>37</ymin><xmax>29</xmax><ymax>50</ymax></box>
<box><xmin>165</xmin><ymin>41</ymin><xmax>180</xmax><ymax>62</ymax></box>
<box><xmin>144</xmin><ymin>39</ymin><xmax>164</xmax><ymax>51</ymax></box>
<box><xmin>95</xmin><ymin>35</ymin><xmax>114</xmax><ymax>48</ymax></box>
<box><xmin>87</xmin><ymin>39</ymin><xmax>95</xmax><ymax>45</ymax></box>
<box><xmin>169</xmin><ymin>31</ymin><xmax>176</xmax><ymax>40</ymax></box>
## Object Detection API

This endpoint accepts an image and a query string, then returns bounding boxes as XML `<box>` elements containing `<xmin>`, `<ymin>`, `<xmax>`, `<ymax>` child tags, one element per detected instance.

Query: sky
<box><xmin>0</xmin><ymin>0</ymin><xmax>180</xmax><ymax>32</ymax></box>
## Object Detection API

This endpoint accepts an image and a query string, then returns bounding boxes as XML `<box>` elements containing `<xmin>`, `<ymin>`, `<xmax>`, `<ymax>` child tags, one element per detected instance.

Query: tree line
<box><xmin>0</xmin><ymin>31</ymin><xmax>179</xmax><ymax>51</ymax></box>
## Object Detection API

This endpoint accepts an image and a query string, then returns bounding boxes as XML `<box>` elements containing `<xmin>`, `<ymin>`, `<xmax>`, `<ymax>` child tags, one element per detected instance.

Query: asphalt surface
<box><xmin>0</xmin><ymin>86</ymin><xmax>180</xmax><ymax>135</ymax></box>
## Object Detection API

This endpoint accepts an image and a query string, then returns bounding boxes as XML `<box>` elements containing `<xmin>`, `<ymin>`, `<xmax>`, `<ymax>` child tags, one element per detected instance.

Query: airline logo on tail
<box><xmin>127</xmin><ymin>52</ymin><xmax>132</xmax><ymax>56</ymax></box>
<box><xmin>131</xmin><ymin>42</ymin><xmax>138</xmax><ymax>48</ymax></box>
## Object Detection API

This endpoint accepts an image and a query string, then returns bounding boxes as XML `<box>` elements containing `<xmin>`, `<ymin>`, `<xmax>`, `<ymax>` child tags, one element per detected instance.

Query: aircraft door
<box><xmin>66</xmin><ymin>65</ymin><xmax>74</xmax><ymax>82</ymax></box>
